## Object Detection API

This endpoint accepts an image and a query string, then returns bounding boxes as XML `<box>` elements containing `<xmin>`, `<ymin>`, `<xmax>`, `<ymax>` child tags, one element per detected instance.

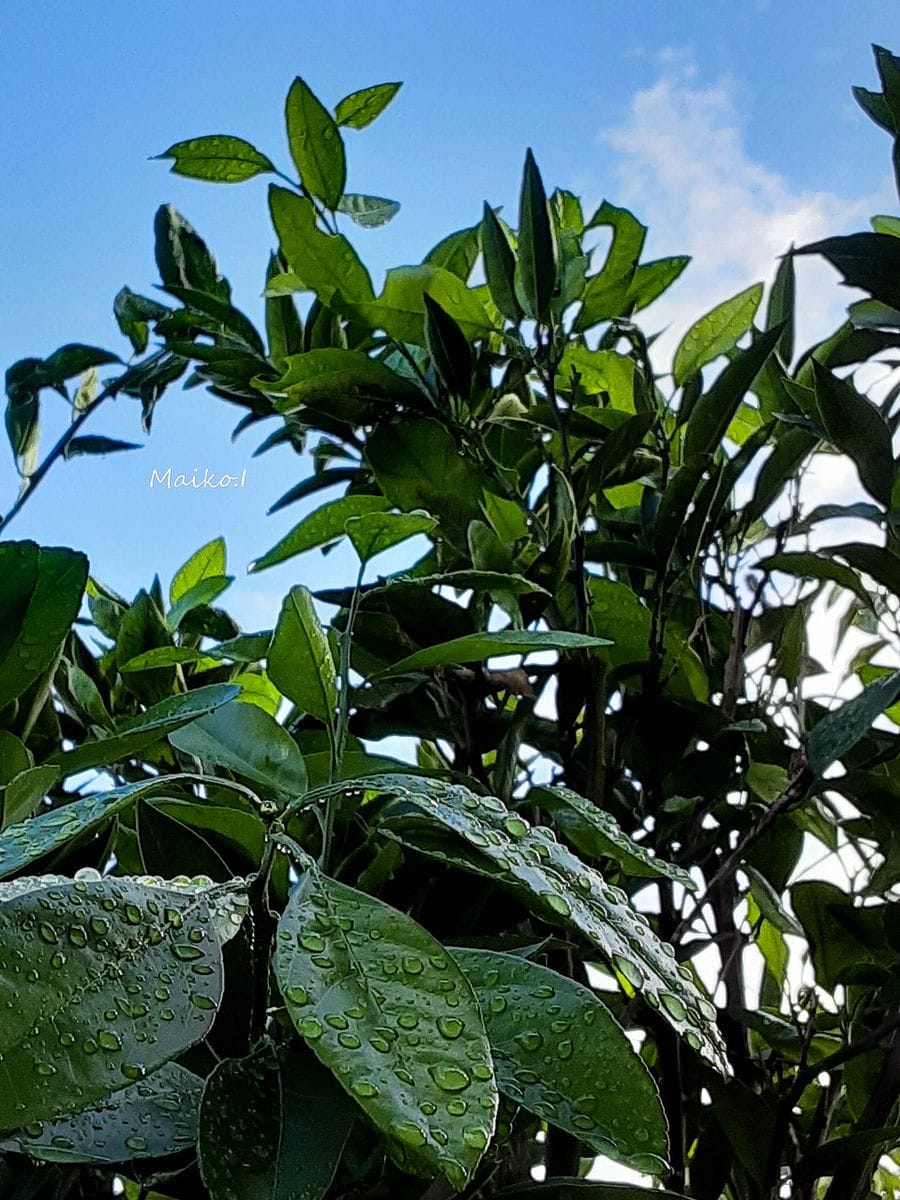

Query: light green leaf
<box><xmin>199</xmin><ymin>1041</ymin><xmax>355</xmax><ymax>1200</ymax></box>
<box><xmin>574</xmin><ymin>203</ymin><xmax>647</xmax><ymax>331</ymax></box>
<box><xmin>1</xmin><ymin>764</ymin><xmax>59</xmax><ymax>829</ymax></box>
<box><xmin>0</xmin><ymin>877</ymin><xmax>223</xmax><ymax>1131</ymax></box>
<box><xmin>274</xmin><ymin>859</ymin><xmax>497</xmax><ymax>1189</ymax></box>
<box><xmin>350</xmin><ymin>265</ymin><xmax>495</xmax><ymax>345</ymax></box>
<box><xmin>285</xmin><ymin>78</ymin><xmax>346</xmax><ymax>209</ymax></box>
<box><xmin>268</xmin><ymin>586</ymin><xmax>336</xmax><ymax>728</ymax></box>
<box><xmin>250</xmin><ymin>494</ymin><xmax>390</xmax><ymax>573</ymax></box>
<box><xmin>122</xmin><ymin>647</ymin><xmax>222</xmax><ymax>672</ymax></box>
<box><xmin>262</xmin><ymin>348</ymin><xmax>421</xmax><ymax>416</ymax></box>
<box><xmin>383</xmin><ymin>630</ymin><xmax>612</xmax><ymax>675</ymax></box>
<box><xmin>170</xmin><ymin>537</ymin><xmax>226</xmax><ymax>606</ymax></box>
<box><xmin>531</xmin><ymin>785</ymin><xmax>695</xmax><ymax>890</ymax></box>
<box><xmin>371</xmin><ymin>775</ymin><xmax>728</xmax><ymax>1074</ymax></box>
<box><xmin>673</xmin><ymin>282</ymin><xmax>763</xmax><ymax>385</ymax></box>
<box><xmin>269</xmin><ymin>186</ymin><xmax>374</xmax><ymax>308</ymax></box>
<box><xmin>156</xmin><ymin>136</ymin><xmax>275</xmax><ymax>182</ymax></box>
<box><xmin>344</xmin><ymin>511</ymin><xmax>436</xmax><ymax>563</ymax></box>
<box><xmin>169</xmin><ymin>700</ymin><xmax>307</xmax><ymax>799</ymax></box>
<box><xmin>625</xmin><ymin>256</ymin><xmax>690</xmax><ymax>314</ymax></box>
<box><xmin>49</xmin><ymin>683</ymin><xmax>241</xmax><ymax>777</ymax></box>
<box><xmin>1</xmin><ymin>1063</ymin><xmax>202</xmax><ymax>1164</ymax></box>
<box><xmin>337</xmin><ymin>193</ymin><xmax>401</xmax><ymax>228</ymax></box>
<box><xmin>808</xmin><ymin>671</ymin><xmax>900</xmax><ymax>776</ymax></box>
<box><xmin>334</xmin><ymin>82</ymin><xmax>402</xmax><ymax>129</ymax></box>
<box><xmin>451</xmin><ymin>949</ymin><xmax>668</xmax><ymax>1174</ymax></box>
<box><xmin>0</xmin><ymin>542</ymin><xmax>88</xmax><ymax>710</ymax></box>
<box><xmin>166</xmin><ymin>574</ymin><xmax>232</xmax><ymax>632</ymax></box>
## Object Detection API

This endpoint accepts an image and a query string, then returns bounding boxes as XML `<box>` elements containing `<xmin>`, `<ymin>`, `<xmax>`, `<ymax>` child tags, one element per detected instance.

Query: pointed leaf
<box><xmin>268</xmin><ymin>586</ymin><xmax>336</xmax><ymax>728</ymax></box>
<box><xmin>517</xmin><ymin>149</ymin><xmax>556</xmax><ymax>322</ymax></box>
<box><xmin>334</xmin><ymin>82</ymin><xmax>402</xmax><ymax>130</ymax></box>
<box><xmin>574</xmin><ymin>203</ymin><xmax>647</xmax><ymax>331</ymax></box>
<box><xmin>344</xmin><ymin>511</ymin><xmax>436</xmax><ymax>563</ymax></box>
<box><xmin>807</xmin><ymin>671</ymin><xmax>900</xmax><ymax>776</ymax></box>
<box><xmin>481</xmin><ymin>202</ymin><xmax>521</xmax><ymax>322</ymax></box>
<box><xmin>337</xmin><ymin>193</ymin><xmax>401</xmax><ymax>228</ymax></box>
<box><xmin>154</xmin><ymin>205</ymin><xmax>229</xmax><ymax>302</ymax></box>
<box><xmin>673</xmin><ymin>283</ymin><xmax>763</xmax><ymax>386</ymax></box>
<box><xmin>250</xmin><ymin>494</ymin><xmax>390</xmax><ymax>573</ymax></box>
<box><xmin>423</xmin><ymin>293</ymin><xmax>473</xmax><ymax>398</ymax></box>
<box><xmin>269</xmin><ymin>187</ymin><xmax>375</xmax><ymax>307</ymax></box>
<box><xmin>285</xmin><ymin>78</ymin><xmax>346</xmax><ymax>209</ymax></box>
<box><xmin>451</xmin><ymin>949</ymin><xmax>668</xmax><ymax>1174</ymax></box>
<box><xmin>274</xmin><ymin>860</ymin><xmax>497</xmax><ymax>1189</ymax></box>
<box><xmin>156</xmin><ymin>135</ymin><xmax>275</xmax><ymax>182</ymax></box>
<box><xmin>383</xmin><ymin>630</ymin><xmax>612</xmax><ymax>675</ymax></box>
<box><xmin>0</xmin><ymin>877</ymin><xmax>223</xmax><ymax>1131</ymax></box>
<box><xmin>63</xmin><ymin>436</ymin><xmax>141</xmax><ymax>458</ymax></box>
<box><xmin>812</xmin><ymin>360</ymin><xmax>894</xmax><ymax>505</ymax></box>
<box><xmin>166</xmin><ymin>575</ymin><xmax>232</xmax><ymax>632</ymax></box>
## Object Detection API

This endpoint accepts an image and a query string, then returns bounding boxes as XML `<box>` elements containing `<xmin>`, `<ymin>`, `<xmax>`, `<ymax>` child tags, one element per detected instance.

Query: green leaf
<box><xmin>0</xmin><ymin>542</ymin><xmax>88</xmax><ymax>710</ymax></box>
<box><xmin>424</xmin><ymin>293</ymin><xmax>474</xmax><ymax>398</ymax></box>
<box><xmin>199</xmin><ymin>1041</ymin><xmax>355</xmax><ymax>1200</ymax></box>
<box><xmin>366</xmin><ymin>418</ymin><xmax>485</xmax><ymax>527</ymax></box>
<box><xmin>250</xmin><ymin>494</ymin><xmax>390</xmax><ymax>573</ymax></box>
<box><xmin>263</xmin><ymin>348</ymin><xmax>421</xmax><ymax>417</ymax></box>
<box><xmin>4</xmin><ymin>360</ymin><xmax>41</xmax><ymax>476</ymax></box>
<box><xmin>807</xmin><ymin>671</ymin><xmax>900</xmax><ymax>776</ymax></box>
<box><xmin>49</xmin><ymin>684</ymin><xmax>241</xmax><ymax>777</ymax></box>
<box><xmin>156</xmin><ymin>135</ymin><xmax>275</xmax><ymax>182</ymax></box>
<box><xmin>384</xmin><ymin>630</ymin><xmax>612</xmax><ymax>675</ymax></box>
<box><xmin>683</xmin><ymin>325</ymin><xmax>783</xmax><ymax>460</ymax></box>
<box><xmin>63</xmin><ymin>435</ymin><xmax>141</xmax><ymax>458</ymax></box>
<box><xmin>169</xmin><ymin>699</ymin><xmax>307</xmax><ymax>799</ymax></box>
<box><xmin>0</xmin><ymin>877</ymin><xmax>223</xmax><ymax>1131</ymax></box>
<box><xmin>494</xmin><ymin>1185</ymin><xmax>691</xmax><ymax>1200</ymax></box>
<box><xmin>166</xmin><ymin>575</ymin><xmax>232</xmax><ymax>633</ymax></box>
<box><xmin>337</xmin><ymin>193</ymin><xmax>401</xmax><ymax>228</ymax></box>
<box><xmin>350</xmin><ymin>265</ymin><xmax>495</xmax><ymax>345</ymax></box>
<box><xmin>452</xmin><ymin>949</ymin><xmax>667</xmax><ymax>1173</ymax></box>
<box><xmin>268</xmin><ymin>586</ymin><xmax>336</xmax><ymax>728</ymax></box>
<box><xmin>766</xmin><ymin>254</ymin><xmax>795</xmax><ymax>364</ymax></box>
<box><xmin>266</xmin><ymin>252</ymin><xmax>304</xmax><ymax>368</ymax></box>
<box><xmin>625</xmin><ymin>256</ymin><xmax>690</xmax><ymax>314</ymax></box>
<box><xmin>0</xmin><ymin>731</ymin><xmax>31</xmax><ymax>786</ymax></box>
<box><xmin>2</xmin><ymin>765</ymin><xmax>59</xmax><ymax>829</ymax></box>
<box><xmin>424</xmin><ymin>222</ymin><xmax>481</xmax><ymax>281</ymax></box>
<box><xmin>113</xmin><ymin>287</ymin><xmax>169</xmax><ymax>355</ymax></box>
<box><xmin>673</xmin><ymin>282</ymin><xmax>763</xmax><ymax>386</ymax></box>
<box><xmin>481</xmin><ymin>202</ymin><xmax>521</xmax><ymax>322</ymax></box>
<box><xmin>574</xmin><ymin>203</ymin><xmax>647</xmax><ymax>331</ymax></box>
<box><xmin>285</xmin><ymin>78</ymin><xmax>346</xmax><ymax>209</ymax></box>
<box><xmin>154</xmin><ymin>205</ymin><xmax>229</xmax><ymax>302</ymax></box>
<box><xmin>344</xmin><ymin>511</ymin><xmax>436</xmax><ymax>563</ymax></box>
<box><xmin>170</xmin><ymin>537</ymin><xmax>227</xmax><ymax>606</ymax></box>
<box><xmin>794</xmin><ymin>233</ymin><xmax>900</xmax><ymax>310</ymax></box>
<box><xmin>517</xmin><ymin>149</ymin><xmax>557</xmax><ymax>322</ymax></box>
<box><xmin>791</xmin><ymin>880</ymin><xmax>877</xmax><ymax>991</ymax></box>
<box><xmin>1</xmin><ymin>1063</ymin><xmax>202</xmax><ymax>1164</ymax></box>
<box><xmin>334</xmin><ymin>81</ymin><xmax>402</xmax><ymax>130</ymax></box>
<box><xmin>759</xmin><ymin>551</ymin><xmax>872</xmax><ymax>610</ymax></box>
<box><xmin>121</xmin><ymin>647</ymin><xmax>220</xmax><ymax>672</ymax></box>
<box><xmin>274</xmin><ymin>859</ymin><xmax>497</xmax><ymax>1190</ymax></box>
<box><xmin>269</xmin><ymin>187</ymin><xmax>375</xmax><ymax>307</ymax></box>
<box><xmin>531</xmin><ymin>785</ymin><xmax>696</xmax><ymax>890</ymax></box>
<box><xmin>372</xmin><ymin>775</ymin><xmax>728</xmax><ymax>1073</ymax></box>
<box><xmin>812</xmin><ymin>360</ymin><xmax>894</xmax><ymax>505</ymax></box>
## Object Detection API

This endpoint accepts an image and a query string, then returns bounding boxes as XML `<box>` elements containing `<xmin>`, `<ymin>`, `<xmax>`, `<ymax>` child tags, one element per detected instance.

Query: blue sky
<box><xmin>2</xmin><ymin>1</ymin><xmax>898</xmax><ymax>630</ymax></box>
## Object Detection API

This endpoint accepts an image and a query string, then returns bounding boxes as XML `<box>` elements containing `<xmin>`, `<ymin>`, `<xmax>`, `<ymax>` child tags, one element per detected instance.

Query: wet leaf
<box><xmin>451</xmin><ymin>949</ymin><xmax>668</xmax><ymax>1173</ymax></box>
<box><xmin>334</xmin><ymin>82</ymin><xmax>402</xmax><ymax>130</ymax></box>
<box><xmin>268</xmin><ymin>586</ymin><xmax>336</xmax><ymax>728</ymax></box>
<box><xmin>274</xmin><ymin>858</ymin><xmax>497</xmax><ymax>1189</ymax></box>
<box><xmin>0</xmin><ymin>877</ymin><xmax>223</xmax><ymax>1131</ymax></box>
<box><xmin>673</xmin><ymin>283</ymin><xmax>763</xmax><ymax>386</ymax></box>
<box><xmin>383</xmin><ymin>630</ymin><xmax>611</xmax><ymax>675</ymax></box>
<box><xmin>286</xmin><ymin>78</ymin><xmax>346</xmax><ymax>209</ymax></box>
<box><xmin>156</xmin><ymin>135</ymin><xmax>275</xmax><ymax>182</ymax></box>
<box><xmin>251</xmin><ymin>494</ymin><xmax>389</xmax><ymax>573</ymax></box>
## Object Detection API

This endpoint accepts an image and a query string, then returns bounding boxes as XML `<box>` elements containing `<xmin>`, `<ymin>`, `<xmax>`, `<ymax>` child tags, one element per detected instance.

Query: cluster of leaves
<box><xmin>2</xmin><ymin>45</ymin><xmax>900</xmax><ymax>1200</ymax></box>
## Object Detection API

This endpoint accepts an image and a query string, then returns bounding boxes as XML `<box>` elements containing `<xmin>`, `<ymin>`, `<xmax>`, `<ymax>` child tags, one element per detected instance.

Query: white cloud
<box><xmin>599</xmin><ymin>58</ymin><xmax>875</xmax><ymax>361</ymax></box>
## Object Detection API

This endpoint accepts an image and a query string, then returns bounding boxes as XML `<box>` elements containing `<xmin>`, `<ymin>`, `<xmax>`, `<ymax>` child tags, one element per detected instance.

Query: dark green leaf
<box><xmin>451</xmin><ymin>948</ymin><xmax>668</xmax><ymax>1173</ymax></box>
<box><xmin>199</xmin><ymin>1041</ymin><xmax>355</xmax><ymax>1200</ymax></box>
<box><xmin>625</xmin><ymin>256</ymin><xmax>690</xmax><ymax>313</ymax></box>
<box><xmin>807</xmin><ymin>671</ymin><xmax>900</xmax><ymax>776</ymax></box>
<box><xmin>0</xmin><ymin>542</ymin><xmax>87</xmax><ymax>710</ymax></box>
<box><xmin>250</xmin><ymin>494</ymin><xmax>389</xmax><ymax>573</ymax></box>
<box><xmin>154</xmin><ymin>205</ymin><xmax>229</xmax><ymax>302</ymax></box>
<box><xmin>166</xmin><ymin>575</ymin><xmax>232</xmax><ymax>633</ymax></box>
<box><xmin>156</xmin><ymin>135</ymin><xmax>275</xmax><ymax>182</ymax></box>
<box><xmin>517</xmin><ymin>149</ymin><xmax>557</xmax><ymax>322</ymax></box>
<box><xmin>49</xmin><ymin>684</ymin><xmax>241</xmax><ymax>778</ymax></box>
<box><xmin>1</xmin><ymin>1063</ymin><xmax>202</xmax><ymax>1164</ymax></box>
<box><xmin>285</xmin><ymin>78</ymin><xmax>346</xmax><ymax>209</ymax></box>
<box><xmin>384</xmin><ymin>630</ymin><xmax>612</xmax><ymax>675</ymax></box>
<box><xmin>481</xmin><ymin>202</ymin><xmax>521</xmax><ymax>322</ymax></box>
<box><xmin>794</xmin><ymin>233</ymin><xmax>900</xmax><ymax>310</ymax></box>
<box><xmin>423</xmin><ymin>293</ymin><xmax>473</xmax><ymax>398</ymax></box>
<box><xmin>682</xmin><ymin>325</ymin><xmax>783</xmax><ymax>459</ymax></box>
<box><xmin>42</xmin><ymin>344</ymin><xmax>120</xmax><ymax>385</ymax></box>
<box><xmin>334</xmin><ymin>82</ymin><xmax>402</xmax><ymax>130</ymax></box>
<box><xmin>366</xmin><ymin>418</ymin><xmax>485</xmax><ymax>527</ymax></box>
<box><xmin>574</xmin><ymin>203</ymin><xmax>647</xmax><ymax>331</ymax></box>
<box><xmin>263</xmin><ymin>348</ymin><xmax>421</xmax><ymax>417</ymax></box>
<box><xmin>169</xmin><ymin>699</ymin><xmax>307</xmax><ymax>799</ymax></box>
<box><xmin>0</xmin><ymin>877</ymin><xmax>224</xmax><ymax>1131</ymax></box>
<box><xmin>274</xmin><ymin>858</ymin><xmax>496</xmax><ymax>1189</ymax></box>
<box><xmin>766</xmin><ymin>254</ymin><xmax>795</xmax><ymax>364</ymax></box>
<box><xmin>812</xmin><ymin>360</ymin><xmax>894</xmax><ymax>504</ymax></box>
<box><xmin>344</xmin><ymin>511</ymin><xmax>436</xmax><ymax>563</ymax></box>
<box><xmin>758</xmin><ymin>552</ymin><xmax>872</xmax><ymax>610</ymax></box>
<box><xmin>63</xmin><ymin>436</ymin><xmax>141</xmax><ymax>458</ymax></box>
<box><xmin>268</xmin><ymin>586</ymin><xmax>336</xmax><ymax>728</ymax></box>
<box><xmin>113</xmin><ymin>288</ymin><xmax>169</xmax><ymax>355</ymax></box>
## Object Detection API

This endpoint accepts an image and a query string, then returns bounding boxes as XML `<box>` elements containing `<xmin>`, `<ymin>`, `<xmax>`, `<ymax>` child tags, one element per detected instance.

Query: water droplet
<box><xmin>398</xmin><ymin>1013</ymin><xmax>419</xmax><ymax>1030</ymax></box>
<box><xmin>298</xmin><ymin>1017</ymin><xmax>323</xmax><ymax>1040</ymax></box>
<box><xmin>516</xmin><ymin>1031</ymin><xmax>543</xmax><ymax>1053</ymax></box>
<box><xmin>351</xmin><ymin>1080</ymin><xmax>378</xmax><ymax>1099</ymax></box>
<box><xmin>38</xmin><ymin>923</ymin><xmax>58</xmax><ymax>945</ymax></box>
<box><xmin>394</xmin><ymin>1122</ymin><xmax>427</xmax><ymax>1148</ymax></box>
<box><xmin>402</xmin><ymin>956</ymin><xmax>424</xmax><ymax>975</ymax></box>
<box><xmin>338</xmin><ymin>1033</ymin><xmax>361</xmax><ymax>1049</ymax></box>
<box><xmin>285</xmin><ymin>986</ymin><xmax>309</xmax><ymax>1006</ymax></box>
<box><xmin>429</xmin><ymin>1065</ymin><xmax>470</xmax><ymax>1093</ymax></box>
<box><xmin>447</xmin><ymin>1099</ymin><xmax>467</xmax><ymax>1115</ymax></box>
<box><xmin>463</xmin><ymin>1127</ymin><xmax>488</xmax><ymax>1151</ymax></box>
<box><xmin>660</xmin><ymin>994</ymin><xmax>687</xmax><ymax>1022</ymax></box>
<box><xmin>98</xmin><ymin>1030</ymin><xmax>122</xmax><ymax>1051</ymax></box>
<box><xmin>437</xmin><ymin>1017</ymin><xmax>463</xmax><ymax>1040</ymax></box>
